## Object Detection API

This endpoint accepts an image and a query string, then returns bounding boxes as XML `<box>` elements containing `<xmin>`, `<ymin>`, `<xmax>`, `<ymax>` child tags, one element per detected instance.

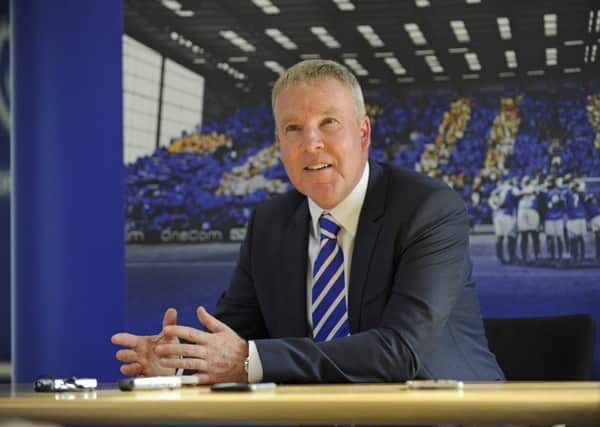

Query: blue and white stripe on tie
<box><xmin>311</xmin><ymin>213</ymin><xmax>350</xmax><ymax>342</ymax></box>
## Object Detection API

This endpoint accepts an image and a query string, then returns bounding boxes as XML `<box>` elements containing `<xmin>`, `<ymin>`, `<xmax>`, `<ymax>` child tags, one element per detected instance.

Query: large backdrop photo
<box><xmin>122</xmin><ymin>0</ymin><xmax>600</xmax><ymax>379</ymax></box>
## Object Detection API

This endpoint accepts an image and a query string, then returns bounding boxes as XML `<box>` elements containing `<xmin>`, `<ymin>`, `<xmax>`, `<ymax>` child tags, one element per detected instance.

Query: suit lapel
<box><xmin>280</xmin><ymin>197</ymin><xmax>310</xmax><ymax>337</ymax></box>
<box><xmin>348</xmin><ymin>161</ymin><xmax>386</xmax><ymax>333</ymax></box>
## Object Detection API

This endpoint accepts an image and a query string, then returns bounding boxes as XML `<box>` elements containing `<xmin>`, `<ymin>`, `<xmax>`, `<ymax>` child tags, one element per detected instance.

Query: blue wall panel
<box><xmin>11</xmin><ymin>0</ymin><xmax>124</xmax><ymax>381</ymax></box>
<box><xmin>0</xmin><ymin>0</ymin><xmax>11</xmax><ymax>364</ymax></box>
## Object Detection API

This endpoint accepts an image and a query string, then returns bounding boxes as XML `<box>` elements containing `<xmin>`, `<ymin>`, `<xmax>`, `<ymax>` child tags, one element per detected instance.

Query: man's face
<box><xmin>274</xmin><ymin>78</ymin><xmax>371</xmax><ymax>210</ymax></box>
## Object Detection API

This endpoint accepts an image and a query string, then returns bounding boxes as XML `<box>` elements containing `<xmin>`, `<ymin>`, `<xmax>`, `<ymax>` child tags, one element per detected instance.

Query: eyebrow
<box><xmin>279</xmin><ymin>107</ymin><xmax>341</xmax><ymax>125</ymax></box>
<box><xmin>321</xmin><ymin>107</ymin><xmax>340</xmax><ymax>116</ymax></box>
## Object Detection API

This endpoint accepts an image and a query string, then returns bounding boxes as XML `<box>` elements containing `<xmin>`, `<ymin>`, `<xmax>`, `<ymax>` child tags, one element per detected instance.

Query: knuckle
<box><xmin>185</xmin><ymin>358</ymin><xmax>195</xmax><ymax>370</ymax></box>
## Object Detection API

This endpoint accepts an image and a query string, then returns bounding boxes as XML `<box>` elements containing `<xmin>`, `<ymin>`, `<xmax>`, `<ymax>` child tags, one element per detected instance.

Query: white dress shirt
<box><xmin>247</xmin><ymin>162</ymin><xmax>370</xmax><ymax>383</ymax></box>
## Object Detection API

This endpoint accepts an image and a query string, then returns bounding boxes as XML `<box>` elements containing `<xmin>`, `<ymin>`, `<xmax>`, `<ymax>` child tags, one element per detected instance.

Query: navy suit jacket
<box><xmin>215</xmin><ymin>160</ymin><xmax>505</xmax><ymax>383</ymax></box>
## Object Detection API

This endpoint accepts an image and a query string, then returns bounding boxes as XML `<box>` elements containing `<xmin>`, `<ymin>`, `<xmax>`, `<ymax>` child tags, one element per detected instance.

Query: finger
<box><xmin>155</xmin><ymin>343</ymin><xmax>206</xmax><ymax>359</ymax></box>
<box><xmin>162</xmin><ymin>307</ymin><xmax>178</xmax><ymax>328</ymax></box>
<box><xmin>111</xmin><ymin>333</ymin><xmax>140</xmax><ymax>348</ymax></box>
<box><xmin>196</xmin><ymin>306</ymin><xmax>228</xmax><ymax>333</ymax></box>
<box><xmin>193</xmin><ymin>373</ymin><xmax>211</xmax><ymax>385</ymax></box>
<box><xmin>120</xmin><ymin>363</ymin><xmax>142</xmax><ymax>376</ymax></box>
<box><xmin>159</xmin><ymin>356</ymin><xmax>208</xmax><ymax>372</ymax></box>
<box><xmin>116</xmin><ymin>349</ymin><xmax>139</xmax><ymax>363</ymax></box>
<box><xmin>163</xmin><ymin>325</ymin><xmax>209</xmax><ymax>344</ymax></box>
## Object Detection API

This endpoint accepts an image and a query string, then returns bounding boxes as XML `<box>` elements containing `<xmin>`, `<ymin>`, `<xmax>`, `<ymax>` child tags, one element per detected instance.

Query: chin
<box><xmin>310</xmin><ymin>195</ymin><xmax>339</xmax><ymax>210</ymax></box>
<box><xmin>300</xmin><ymin>181</ymin><xmax>343</xmax><ymax>207</ymax></box>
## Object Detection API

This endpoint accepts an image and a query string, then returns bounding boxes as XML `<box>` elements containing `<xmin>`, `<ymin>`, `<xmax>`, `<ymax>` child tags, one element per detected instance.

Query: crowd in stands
<box><xmin>482</xmin><ymin>96</ymin><xmax>521</xmax><ymax>175</ymax></box>
<box><xmin>168</xmin><ymin>131</ymin><xmax>232</xmax><ymax>155</ymax></box>
<box><xmin>125</xmin><ymin>82</ymin><xmax>600</xmax><ymax>261</ymax></box>
<box><xmin>125</xmin><ymin>104</ymin><xmax>286</xmax><ymax>232</ymax></box>
<box><xmin>216</xmin><ymin>144</ymin><xmax>288</xmax><ymax>196</ymax></box>
<box><xmin>415</xmin><ymin>97</ymin><xmax>473</xmax><ymax>176</ymax></box>
<box><xmin>588</xmin><ymin>94</ymin><xmax>600</xmax><ymax>149</ymax></box>
<box><xmin>368</xmin><ymin>92</ymin><xmax>452</xmax><ymax>166</ymax></box>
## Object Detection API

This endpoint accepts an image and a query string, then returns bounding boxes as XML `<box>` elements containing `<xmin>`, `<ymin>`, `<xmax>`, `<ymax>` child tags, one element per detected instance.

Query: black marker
<box><xmin>211</xmin><ymin>382</ymin><xmax>277</xmax><ymax>392</ymax></box>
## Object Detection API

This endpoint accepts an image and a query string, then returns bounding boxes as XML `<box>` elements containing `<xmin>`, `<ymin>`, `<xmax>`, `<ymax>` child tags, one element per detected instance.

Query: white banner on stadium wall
<box><xmin>126</xmin><ymin>227</ymin><xmax>247</xmax><ymax>244</ymax></box>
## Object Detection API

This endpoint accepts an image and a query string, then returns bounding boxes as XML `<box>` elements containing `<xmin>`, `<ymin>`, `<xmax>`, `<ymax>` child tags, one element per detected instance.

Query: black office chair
<box><xmin>483</xmin><ymin>314</ymin><xmax>596</xmax><ymax>380</ymax></box>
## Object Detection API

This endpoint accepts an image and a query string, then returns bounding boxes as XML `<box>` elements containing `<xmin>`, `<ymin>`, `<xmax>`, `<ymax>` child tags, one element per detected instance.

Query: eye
<box><xmin>284</xmin><ymin>124</ymin><xmax>301</xmax><ymax>133</ymax></box>
<box><xmin>321</xmin><ymin>117</ymin><xmax>338</xmax><ymax>126</ymax></box>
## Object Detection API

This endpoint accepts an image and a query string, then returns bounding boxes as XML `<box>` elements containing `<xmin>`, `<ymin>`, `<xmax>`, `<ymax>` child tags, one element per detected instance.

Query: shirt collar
<box><xmin>308</xmin><ymin>161</ymin><xmax>370</xmax><ymax>238</ymax></box>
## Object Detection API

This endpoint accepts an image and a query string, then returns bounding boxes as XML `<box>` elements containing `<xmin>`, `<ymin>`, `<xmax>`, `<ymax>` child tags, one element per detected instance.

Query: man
<box><xmin>585</xmin><ymin>193</ymin><xmax>600</xmax><ymax>262</ymax></box>
<box><xmin>488</xmin><ymin>178</ymin><xmax>517</xmax><ymax>264</ymax></box>
<box><xmin>565</xmin><ymin>180</ymin><xmax>587</xmax><ymax>265</ymax></box>
<box><xmin>516</xmin><ymin>176</ymin><xmax>540</xmax><ymax>263</ymax></box>
<box><xmin>112</xmin><ymin>60</ymin><xmax>504</xmax><ymax>384</ymax></box>
<box><xmin>541</xmin><ymin>176</ymin><xmax>566</xmax><ymax>262</ymax></box>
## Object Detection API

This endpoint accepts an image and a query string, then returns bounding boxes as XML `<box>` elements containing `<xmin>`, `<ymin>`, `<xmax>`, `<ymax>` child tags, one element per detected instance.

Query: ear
<box><xmin>274</xmin><ymin>130</ymin><xmax>280</xmax><ymax>147</ymax></box>
<box><xmin>359</xmin><ymin>115</ymin><xmax>371</xmax><ymax>151</ymax></box>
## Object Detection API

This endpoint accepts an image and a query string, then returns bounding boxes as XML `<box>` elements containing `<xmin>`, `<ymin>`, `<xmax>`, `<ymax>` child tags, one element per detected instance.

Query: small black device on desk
<box><xmin>211</xmin><ymin>382</ymin><xmax>277</xmax><ymax>392</ymax></box>
<box><xmin>406</xmin><ymin>379</ymin><xmax>463</xmax><ymax>389</ymax></box>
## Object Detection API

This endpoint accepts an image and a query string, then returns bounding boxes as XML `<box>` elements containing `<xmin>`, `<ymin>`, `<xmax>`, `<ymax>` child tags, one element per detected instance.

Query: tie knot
<box><xmin>319</xmin><ymin>213</ymin><xmax>341</xmax><ymax>239</ymax></box>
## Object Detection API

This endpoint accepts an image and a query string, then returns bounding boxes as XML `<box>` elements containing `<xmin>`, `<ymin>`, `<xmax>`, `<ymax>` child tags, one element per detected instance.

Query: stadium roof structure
<box><xmin>124</xmin><ymin>0</ymin><xmax>600</xmax><ymax>94</ymax></box>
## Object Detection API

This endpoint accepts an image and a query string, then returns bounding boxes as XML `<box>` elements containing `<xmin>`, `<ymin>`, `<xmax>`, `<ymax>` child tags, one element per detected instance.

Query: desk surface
<box><xmin>1</xmin><ymin>382</ymin><xmax>599</xmax><ymax>425</ymax></box>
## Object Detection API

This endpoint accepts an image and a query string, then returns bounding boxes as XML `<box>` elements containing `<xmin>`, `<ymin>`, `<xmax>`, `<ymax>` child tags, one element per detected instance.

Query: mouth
<box><xmin>304</xmin><ymin>163</ymin><xmax>332</xmax><ymax>171</ymax></box>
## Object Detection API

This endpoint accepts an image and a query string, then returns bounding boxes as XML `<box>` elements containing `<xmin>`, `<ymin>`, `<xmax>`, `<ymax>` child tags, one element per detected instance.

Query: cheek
<box><xmin>279</xmin><ymin>147</ymin><xmax>300</xmax><ymax>173</ymax></box>
<box><xmin>278</xmin><ymin>144</ymin><xmax>291</xmax><ymax>162</ymax></box>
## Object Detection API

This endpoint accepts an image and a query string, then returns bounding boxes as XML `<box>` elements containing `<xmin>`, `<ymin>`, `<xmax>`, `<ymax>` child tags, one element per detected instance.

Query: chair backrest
<box><xmin>483</xmin><ymin>314</ymin><xmax>596</xmax><ymax>380</ymax></box>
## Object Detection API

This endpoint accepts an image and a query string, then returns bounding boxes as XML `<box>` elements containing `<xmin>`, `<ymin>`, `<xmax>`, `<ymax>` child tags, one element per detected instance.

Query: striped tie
<box><xmin>311</xmin><ymin>213</ymin><xmax>350</xmax><ymax>342</ymax></box>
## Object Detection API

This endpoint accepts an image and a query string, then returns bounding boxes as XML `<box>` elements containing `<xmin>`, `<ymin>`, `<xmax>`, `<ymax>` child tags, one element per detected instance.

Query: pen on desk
<box><xmin>118</xmin><ymin>375</ymin><xmax>199</xmax><ymax>391</ymax></box>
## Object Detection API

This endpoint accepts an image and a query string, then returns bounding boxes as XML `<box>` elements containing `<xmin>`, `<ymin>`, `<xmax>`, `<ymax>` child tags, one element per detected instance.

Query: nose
<box><xmin>302</xmin><ymin>126</ymin><xmax>324</xmax><ymax>152</ymax></box>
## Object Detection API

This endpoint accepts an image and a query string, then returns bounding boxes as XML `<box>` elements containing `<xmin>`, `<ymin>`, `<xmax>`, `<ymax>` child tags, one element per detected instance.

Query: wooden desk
<box><xmin>1</xmin><ymin>382</ymin><xmax>599</xmax><ymax>425</ymax></box>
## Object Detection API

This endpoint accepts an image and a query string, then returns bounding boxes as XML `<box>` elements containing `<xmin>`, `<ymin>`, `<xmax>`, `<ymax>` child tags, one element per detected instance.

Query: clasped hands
<box><xmin>111</xmin><ymin>306</ymin><xmax>248</xmax><ymax>384</ymax></box>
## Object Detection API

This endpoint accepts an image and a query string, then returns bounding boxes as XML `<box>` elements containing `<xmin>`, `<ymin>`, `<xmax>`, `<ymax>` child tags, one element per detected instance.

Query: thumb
<box><xmin>197</xmin><ymin>306</ymin><xmax>228</xmax><ymax>333</ymax></box>
<box><xmin>162</xmin><ymin>307</ymin><xmax>177</xmax><ymax>328</ymax></box>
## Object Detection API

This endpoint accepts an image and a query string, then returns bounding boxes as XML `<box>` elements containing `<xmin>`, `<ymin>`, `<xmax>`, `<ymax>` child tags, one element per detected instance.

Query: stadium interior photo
<box><xmin>119</xmin><ymin>0</ymin><xmax>600</xmax><ymax>380</ymax></box>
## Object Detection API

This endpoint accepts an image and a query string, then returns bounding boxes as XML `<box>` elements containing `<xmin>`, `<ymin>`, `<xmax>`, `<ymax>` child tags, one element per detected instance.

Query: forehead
<box><xmin>274</xmin><ymin>78</ymin><xmax>354</xmax><ymax>122</ymax></box>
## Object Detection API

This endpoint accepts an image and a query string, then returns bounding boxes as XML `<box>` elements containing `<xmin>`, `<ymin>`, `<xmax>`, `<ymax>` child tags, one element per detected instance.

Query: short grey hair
<box><xmin>271</xmin><ymin>59</ymin><xmax>366</xmax><ymax>122</ymax></box>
